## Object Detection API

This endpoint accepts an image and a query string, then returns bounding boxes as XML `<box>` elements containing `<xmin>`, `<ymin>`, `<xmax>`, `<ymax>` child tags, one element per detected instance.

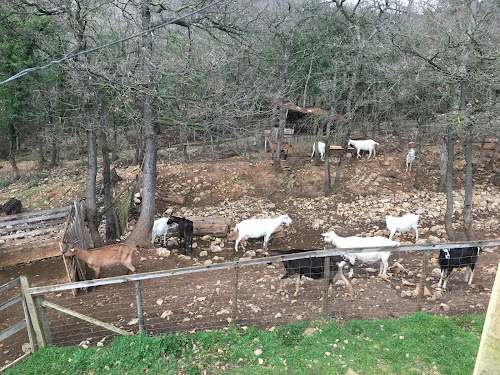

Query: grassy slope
<box><xmin>5</xmin><ymin>312</ymin><xmax>484</xmax><ymax>375</ymax></box>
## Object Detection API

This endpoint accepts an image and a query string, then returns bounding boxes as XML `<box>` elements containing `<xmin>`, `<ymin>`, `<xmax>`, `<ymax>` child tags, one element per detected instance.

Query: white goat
<box><xmin>406</xmin><ymin>149</ymin><xmax>415</xmax><ymax>172</ymax></box>
<box><xmin>311</xmin><ymin>141</ymin><xmax>326</xmax><ymax>161</ymax></box>
<box><xmin>348</xmin><ymin>139</ymin><xmax>380</xmax><ymax>158</ymax></box>
<box><xmin>322</xmin><ymin>231</ymin><xmax>399</xmax><ymax>277</ymax></box>
<box><xmin>233</xmin><ymin>214</ymin><xmax>292</xmax><ymax>251</ymax></box>
<box><xmin>386</xmin><ymin>213</ymin><xmax>419</xmax><ymax>241</ymax></box>
<box><xmin>152</xmin><ymin>217</ymin><xmax>178</xmax><ymax>246</ymax></box>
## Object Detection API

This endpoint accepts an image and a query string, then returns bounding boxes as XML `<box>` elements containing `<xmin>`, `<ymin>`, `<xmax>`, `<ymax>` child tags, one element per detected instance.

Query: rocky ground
<box><xmin>1</xmin><ymin>142</ymin><xmax>499</xmax><ymax>364</ymax></box>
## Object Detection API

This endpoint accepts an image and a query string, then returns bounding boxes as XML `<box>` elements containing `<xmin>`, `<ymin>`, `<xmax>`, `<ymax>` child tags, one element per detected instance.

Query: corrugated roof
<box><xmin>284</xmin><ymin>103</ymin><xmax>344</xmax><ymax>120</ymax></box>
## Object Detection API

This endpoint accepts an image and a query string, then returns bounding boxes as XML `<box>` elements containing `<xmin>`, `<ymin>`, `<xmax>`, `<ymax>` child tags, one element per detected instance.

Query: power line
<box><xmin>0</xmin><ymin>0</ymin><xmax>225</xmax><ymax>86</ymax></box>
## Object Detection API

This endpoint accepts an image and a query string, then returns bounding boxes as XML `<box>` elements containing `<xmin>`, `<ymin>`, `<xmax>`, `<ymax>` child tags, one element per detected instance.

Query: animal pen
<box><xmin>2</xmin><ymin>240</ymin><xmax>500</xmax><ymax>370</ymax></box>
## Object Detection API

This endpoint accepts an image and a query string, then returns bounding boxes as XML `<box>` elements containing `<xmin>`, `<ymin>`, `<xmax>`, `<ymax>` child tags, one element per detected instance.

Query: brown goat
<box><xmin>268</xmin><ymin>140</ymin><xmax>289</xmax><ymax>160</ymax></box>
<box><xmin>62</xmin><ymin>242</ymin><xmax>138</xmax><ymax>278</ymax></box>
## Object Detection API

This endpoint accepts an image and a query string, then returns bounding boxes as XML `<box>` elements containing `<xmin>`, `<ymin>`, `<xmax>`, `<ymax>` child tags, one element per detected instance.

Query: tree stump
<box><xmin>0</xmin><ymin>198</ymin><xmax>22</xmax><ymax>216</ymax></box>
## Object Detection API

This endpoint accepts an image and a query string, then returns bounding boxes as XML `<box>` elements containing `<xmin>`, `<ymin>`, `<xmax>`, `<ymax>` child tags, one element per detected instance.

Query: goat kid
<box><xmin>437</xmin><ymin>247</ymin><xmax>481</xmax><ymax>290</ymax></box>
<box><xmin>152</xmin><ymin>217</ymin><xmax>178</xmax><ymax>246</ymax></box>
<box><xmin>167</xmin><ymin>216</ymin><xmax>194</xmax><ymax>254</ymax></box>
<box><xmin>322</xmin><ymin>231</ymin><xmax>399</xmax><ymax>277</ymax></box>
<box><xmin>311</xmin><ymin>141</ymin><xmax>326</xmax><ymax>161</ymax></box>
<box><xmin>406</xmin><ymin>148</ymin><xmax>415</xmax><ymax>172</ymax></box>
<box><xmin>269</xmin><ymin>249</ymin><xmax>354</xmax><ymax>298</ymax></box>
<box><xmin>62</xmin><ymin>241</ymin><xmax>138</xmax><ymax>279</ymax></box>
<box><xmin>268</xmin><ymin>140</ymin><xmax>289</xmax><ymax>160</ymax></box>
<box><xmin>233</xmin><ymin>214</ymin><xmax>292</xmax><ymax>251</ymax></box>
<box><xmin>348</xmin><ymin>139</ymin><xmax>380</xmax><ymax>158</ymax></box>
<box><xmin>386</xmin><ymin>213</ymin><xmax>419</xmax><ymax>241</ymax></box>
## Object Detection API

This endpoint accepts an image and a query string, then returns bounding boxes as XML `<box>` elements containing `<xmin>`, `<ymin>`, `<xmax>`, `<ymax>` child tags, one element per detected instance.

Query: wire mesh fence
<box><xmin>2</xmin><ymin>241</ymin><xmax>498</xmax><ymax>367</ymax></box>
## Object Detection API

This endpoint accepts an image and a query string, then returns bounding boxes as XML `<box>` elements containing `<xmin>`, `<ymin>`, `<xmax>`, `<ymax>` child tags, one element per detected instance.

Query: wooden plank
<box><xmin>473</xmin><ymin>260</ymin><xmax>500</xmax><ymax>374</ymax></box>
<box><xmin>0</xmin><ymin>320</ymin><xmax>27</xmax><ymax>342</ymax></box>
<box><xmin>20</xmin><ymin>276</ymin><xmax>45</xmax><ymax>349</ymax></box>
<box><xmin>1</xmin><ymin>232</ymin><xmax>64</xmax><ymax>248</ymax></box>
<box><xmin>0</xmin><ymin>212</ymin><xmax>70</xmax><ymax>229</ymax></box>
<box><xmin>0</xmin><ymin>206</ymin><xmax>70</xmax><ymax>222</ymax></box>
<box><xmin>0</xmin><ymin>352</ymin><xmax>31</xmax><ymax>373</ymax></box>
<box><xmin>0</xmin><ymin>226</ymin><xmax>65</xmax><ymax>241</ymax></box>
<box><xmin>0</xmin><ymin>294</ymin><xmax>23</xmax><ymax>312</ymax></box>
<box><xmin>0</xmin><ymin>217</ymin><xmax>66</xmax><ymax>232</ymax></box>
<box><xmin>28</xmin><ymin>239</ymin><xmax>500</xmax><ymax>295</ymax></box>
<box><xmin>0</xmin><ymin>278</ymin><xmax>21</xmax><ymax>293</ymax></box>
<box><xmin>42</xmin><ymin>300</ymin><xmax>133</xmax><ymax>336</ymax></box>
<box><xmin>0</xmin><ymin>240</ymin><xmax>62</xmax><ymax>268</ymax></box>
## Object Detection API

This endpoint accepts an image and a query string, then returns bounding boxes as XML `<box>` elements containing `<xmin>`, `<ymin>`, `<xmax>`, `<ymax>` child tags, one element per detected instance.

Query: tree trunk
<box><xmin>437</xmin><ymin>137</ymin><xmax>447</xmax><ymax>193</ymax></box>
<box><xmin>485</xmin><ymin>137</ymin><xmax>499</xmax><ymax>172</ymax></box>
<box><xmin>463</xmin><ymin>124</ymin><xmax>475</xmax><ymax>240</ymax></box>
<box><xmin>272</xmin><ymin>104</ymin><xmax>285</xmax><ymax>174</ymax></box>
<box><xmin>8</xmin><ymin>132</ymin><xmax>20</xmax><ymax>182</ymax></box>
<box><xmin>85</xmin><ymin>129</ymin><xmax>103</xmax><ymax>247</ymax></box>
<box><xmin>324</xmin><ymin>66</ymin><xmax>338</xmax><ymax>195</ymax></box>
<box><xmin>125</xmin><ymin>0</ymin><xmax>157</xmax><ymax>247</ymax></box>
<box><xmin>472</xmin><ymin>137</ymin><xmax>485</xmax><ymax>174</ymax></box>
<box><xmin>444</xmin><ymin>127</ymin><xmax>456</xmax><ymax>241</ymax></box>
<box><xmin>413</xmin><ymin>121</ymin><xmax>423</xmax><ymax>190</ymax></box>
<box><xmin>332</xmin><ymin>129</ymin><xmax>351</xmax><ymax>193</ymax></box>
<box><xmin>100</xmin><ymin>128</ymin><xmax>116</xmax><ymax>241</ymax></box>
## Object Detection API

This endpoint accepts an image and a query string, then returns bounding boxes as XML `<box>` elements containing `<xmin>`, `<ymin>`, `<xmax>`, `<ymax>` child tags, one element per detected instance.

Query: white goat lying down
<box><xmin>386</xmin><ymin>213</ymin><xmax>419</xmax><ymax>241</ymax></box>
<box><xmin>348</xmin><ymin>139</ymin><xmax>380</xmax><ymax>158</ymax></box>
<box><xmin>233</xmin><ymin>214</ymin><xmax>292</xmax><ymax>251</ymax></box>
<box><xmin>322</xmin><ymin>231</ymin><xmax>399</xmax><ymax>277</ymax></box>
<box><xmin>406</xmin><ymin>148</ymin><xmax>415</xmax><ymax>172</ymax></box>
<box><xmin>311</xmin><ymin>141</ymin><xmax>326</xmax><ymax>161</ymax></box>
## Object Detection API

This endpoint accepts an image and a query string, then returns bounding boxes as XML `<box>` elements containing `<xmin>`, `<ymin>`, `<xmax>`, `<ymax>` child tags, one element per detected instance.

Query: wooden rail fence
<box><xmin>0</xmin><ymin>206</ymin><xmax>71</xmax><ymax>268</ymax></box>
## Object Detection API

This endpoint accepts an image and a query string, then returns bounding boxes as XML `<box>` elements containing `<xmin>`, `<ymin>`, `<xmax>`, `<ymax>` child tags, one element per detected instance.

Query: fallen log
<box><xmin>0</xmin><ymin>198</ymin><xmax>22</xmax><ymax>216</ymax></box>
<box><xmin>158</xmin><ymin>192</ymin><xmax>186</xmax><ymax>205</ymax></box>
<box><xmin>190</xmin><ymin>217</ymin><xmax>234</xmax><ymax>237</ymax></box>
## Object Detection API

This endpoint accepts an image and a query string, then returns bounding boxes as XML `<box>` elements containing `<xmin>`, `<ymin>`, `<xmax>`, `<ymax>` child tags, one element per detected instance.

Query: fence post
<box><xmin>473</xmin><ymin>260</ymin><xmax>500</xmax><ymax>374</ymax></box>
<box><xmin>19</xmin><ymin>276</ymin><xmax>45</xmax><ymax>349</ymax></box>
<box><xmin>33</xmin><ymin>295</ymin><xmax>52</xmax><ymax>345</ymax></box>
<box><xmin>322</xmin><ymin>257</ymin><xmax>331</xmax><ymax>317</ymax></box>
<box><xmin>134</xmin><ymin>280</ymin><xmax>145</xmax><ymax>333</ymax></box>
<box><xmin>232</xmin><ymin>259</ymin><xmax>239</xmax><ymax>323</ymax></box>
<box><xmin>416</xmin><ymin>250</ymin><xmax>430</xmax><ymax>312</ymax></box>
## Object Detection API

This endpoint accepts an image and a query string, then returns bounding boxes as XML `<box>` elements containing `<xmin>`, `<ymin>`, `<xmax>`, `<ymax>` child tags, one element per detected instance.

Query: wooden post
<box><xmin>416</xmin><ymin>250</ymin><xmax>429</xmax><ymax>312</ymax></box>
<box><xmin>134</xmin><ymin>280</ymin><xmax>145</xmax><ymax>333</ymax></box>
<box><xmin>473</xmin><ymin>260</ymin><xmax>500</xmax><ymax>374</ymax></box>
<box><xmin>19</xmin><ymin>276</ymin><xmax>45</xmax><ymax>349</ymax></box>
<box><xmin>322</xmin><ymin>257</ymin><xmax>331</xmax><ymax>317</ymax></box>
<box><xmin>232</xmin><ymin>259</ymin><xmax>239</xmax><ymax>323</ymax></box>
<box><xmin>33</xmin><ymin>295</ymin><xmax>52</xmax><ymax>345</ymax></box>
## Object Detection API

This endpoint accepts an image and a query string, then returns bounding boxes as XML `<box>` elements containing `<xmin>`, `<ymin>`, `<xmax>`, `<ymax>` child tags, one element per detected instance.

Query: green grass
<box><xmin>0</xmin><ymin>179</ymin><xmax>10</xmax><ymax>187</ymax></box>
<box><xmin>5</xmin><ymin>313</ymin><xmax>484</xmax><ymax>375</ymax></box>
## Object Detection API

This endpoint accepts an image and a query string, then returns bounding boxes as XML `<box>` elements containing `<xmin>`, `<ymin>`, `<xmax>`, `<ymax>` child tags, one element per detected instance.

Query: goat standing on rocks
<box><xmin>168</xmin><ymin>216</ymin><xmax>194</xmax><ymax>254</ymax></box>
<box><xmin>233</xmin><ymin>214</ymin><xmax>292</xmax><ymax>251</ymax></box>
<box><xmin>406</xmin><ymin>148</ymin><xmax>415</xmax><ymax>172</ymax></box>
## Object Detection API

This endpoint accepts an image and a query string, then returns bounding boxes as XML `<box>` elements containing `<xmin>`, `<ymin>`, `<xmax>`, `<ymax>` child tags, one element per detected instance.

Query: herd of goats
<box><xmin>59</xmin><ymin>138</ymin><xmax>481</xmax><ymax>298</ymax></box>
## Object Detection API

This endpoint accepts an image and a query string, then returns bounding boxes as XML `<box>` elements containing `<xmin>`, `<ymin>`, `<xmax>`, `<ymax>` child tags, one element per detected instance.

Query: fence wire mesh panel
<box><xmin>0</xmin><ymin>279</ymin><xmax>30</xmax><ymax>369</ymax></box>
<box><xmin>21</xmin><ymin>242</ymin><xmax>500</xmax><ymax>356</ymax></box>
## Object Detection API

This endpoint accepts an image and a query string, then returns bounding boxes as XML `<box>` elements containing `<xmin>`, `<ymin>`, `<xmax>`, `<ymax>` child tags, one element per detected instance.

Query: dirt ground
<box><xmin>1</xmin><ymin>142</ymin><xmax>499</xmax><ymax>366</ymax></box>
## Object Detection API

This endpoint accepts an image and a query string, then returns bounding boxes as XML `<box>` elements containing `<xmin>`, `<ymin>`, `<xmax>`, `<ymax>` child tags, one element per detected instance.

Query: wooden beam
<box><xmin>42</xmin><ymin>300</ymin><xmax>133</xmax><ymax>336</ymax></box>
<box><xmin>0</xmin><ymin>240</ymin><xmax>62</xmax><ymax>268</ymax></box>
<box><xmin>20</xmin><ymin>276</ymin><xmax>45</xmax><ymax>349</ymax></box>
